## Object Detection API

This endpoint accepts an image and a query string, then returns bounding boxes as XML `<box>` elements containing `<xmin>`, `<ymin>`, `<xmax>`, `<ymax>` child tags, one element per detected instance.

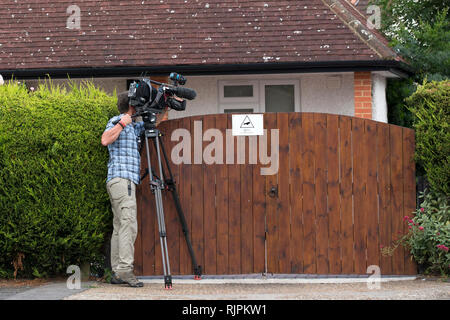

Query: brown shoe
<box><xmin>116</xmin><ymin>270</ymin><xmax>144</xmax><ymax>288</ymax></box>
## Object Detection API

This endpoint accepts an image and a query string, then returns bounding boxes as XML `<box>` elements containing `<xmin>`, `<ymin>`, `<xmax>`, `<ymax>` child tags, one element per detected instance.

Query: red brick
<box><xmin>355</xmin><ymin>96</ymin><xmax>372</xmax><ymax>102</ymax></box>
<box><xmin>354</xmin><ymin>85</ymin><xmax>371</xmax><ymax>91</ymax></box>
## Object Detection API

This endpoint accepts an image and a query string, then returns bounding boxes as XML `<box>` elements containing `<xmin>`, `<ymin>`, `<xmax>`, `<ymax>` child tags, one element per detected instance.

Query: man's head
<box><xmin>117</xmin><ymin>91</ymin><xmax>131</xmax><ymax>114</ymax></box>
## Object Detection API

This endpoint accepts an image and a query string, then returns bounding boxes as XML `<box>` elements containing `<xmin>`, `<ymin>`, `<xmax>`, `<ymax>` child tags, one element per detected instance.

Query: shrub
<box><xmin>0</xmin><ymin>80</ymin><xmax>117</xmax><ymax>278</ymax></box>
<box><xmin>406</xmin><ymin>80</ymin><xmax>450</xmax><ymax>195</ymax></box>
<box><xmin>406</xmin><ymin>191</ymin><xmax>450</xmax><ymax>276</ymax></box>
<box><xmin>382</xmin><ymin>191</ymin><xmax>450</xmax><ymax>276</ymax></box>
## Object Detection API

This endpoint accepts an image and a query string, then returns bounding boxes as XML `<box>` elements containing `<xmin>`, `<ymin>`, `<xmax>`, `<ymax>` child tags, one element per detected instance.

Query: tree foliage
<box><xmin>371</xmin><ymin>0</ymin><xmax>449</xmax><ymax>127</ymax></box>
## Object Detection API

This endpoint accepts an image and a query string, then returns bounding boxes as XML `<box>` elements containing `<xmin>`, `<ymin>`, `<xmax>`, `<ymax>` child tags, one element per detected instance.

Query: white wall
<box><xmin>170</xmin><ymin>72</ymin><xmax>355</xmax><ymax>119</ymax></box>
<box><xmin>372</xmin><ymin>74</ymin><xmax>388</xmax><ymax>123</ymax></box>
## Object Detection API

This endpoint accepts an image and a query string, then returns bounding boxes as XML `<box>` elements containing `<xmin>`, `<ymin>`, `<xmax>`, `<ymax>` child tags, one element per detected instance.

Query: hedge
<box><xmin>406</xmin><ymin>80</ymin><xmax>450</xmax><ymax>195</ymax></box>
<box><xmin>0</xmin><ymin>80</ymin><xmax>117</xmax><ymax>278</ymax></box>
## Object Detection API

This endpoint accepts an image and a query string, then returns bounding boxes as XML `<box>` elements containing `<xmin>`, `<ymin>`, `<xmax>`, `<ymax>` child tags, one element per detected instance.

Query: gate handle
<box><xmin>269</xmin><ymin>186</ymin><xmax>278</xmax><ymax>198</ymax></box>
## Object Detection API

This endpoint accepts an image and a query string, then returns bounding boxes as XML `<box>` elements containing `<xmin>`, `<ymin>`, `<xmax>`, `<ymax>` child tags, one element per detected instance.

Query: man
<box><xmin>101</xmin><ymin>91</ymin><xmax>167</xmax><ymax>287</ymax></box>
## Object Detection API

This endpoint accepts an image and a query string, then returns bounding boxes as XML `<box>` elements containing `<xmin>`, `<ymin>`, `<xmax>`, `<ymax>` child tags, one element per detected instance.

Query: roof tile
<box><xmin>0</xmin><ymin>0</ymin><xmax>396</xmax><ymax>70</ymax></box>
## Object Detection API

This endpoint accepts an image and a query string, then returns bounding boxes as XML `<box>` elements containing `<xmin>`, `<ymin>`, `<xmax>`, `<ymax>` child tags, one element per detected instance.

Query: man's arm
<box><xmin>101</xmin><ymin>114</ymin><xmax>132</xmax><ymax>146</ymax></box>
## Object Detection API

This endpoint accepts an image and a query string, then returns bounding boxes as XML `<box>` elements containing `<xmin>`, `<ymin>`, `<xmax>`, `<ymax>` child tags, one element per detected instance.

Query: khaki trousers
<box><xmin>106</xmin><ymin>177</ymin><xmax>137</xmax><ymax>273</ymax></box>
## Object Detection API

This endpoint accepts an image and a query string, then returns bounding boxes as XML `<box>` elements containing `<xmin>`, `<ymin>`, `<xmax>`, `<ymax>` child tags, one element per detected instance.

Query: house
<box><xmin>0</xmin><ymin>0</ymin><xmax>412</xmax><ymax>123</ymax></box>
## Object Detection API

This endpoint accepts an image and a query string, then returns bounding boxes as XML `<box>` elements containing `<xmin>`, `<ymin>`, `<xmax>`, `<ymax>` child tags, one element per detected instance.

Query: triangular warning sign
<box><xmin>240</xmin><ymin>115</ymin><xmax>254</xmax><ymax>128</ymax></box>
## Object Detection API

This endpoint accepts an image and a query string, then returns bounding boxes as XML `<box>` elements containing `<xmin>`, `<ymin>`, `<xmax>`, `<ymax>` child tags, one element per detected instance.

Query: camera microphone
<box><xmin>171</xmin><ymin>86</ymin><xmax>197</xmax><ymax>100</ymax></box>
<box><xmin>169</xmin><ymin>72</ymin><xmax>187</xmax><ymax>85</ymax></box>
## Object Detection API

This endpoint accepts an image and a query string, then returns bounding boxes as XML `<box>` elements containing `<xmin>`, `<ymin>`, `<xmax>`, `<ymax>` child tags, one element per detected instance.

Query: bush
<box><xmin>382</xmin><ymin>191</ymin><xmax>450</xmax><ymax>276</ymax></box>
<box><xmin>406</xmin><ymin>80</ymin><xmax>450</xmax><ymax>195</ymax></box>
<box><xmin>406</xmin><ymin>191</ymin><xmax>450</xmax><ymax>276</ymax></box>
<box><xmin>0</xmin><ymin>80</ymin><xmax>117</xmax><ymax>278</ymax></box>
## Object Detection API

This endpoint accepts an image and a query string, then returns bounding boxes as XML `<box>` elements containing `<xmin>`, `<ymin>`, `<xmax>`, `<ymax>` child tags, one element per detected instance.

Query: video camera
<box><xmin>128</xmin><ymin>73</ymin><xmax>196</xmax><ymax>122</ymax></box>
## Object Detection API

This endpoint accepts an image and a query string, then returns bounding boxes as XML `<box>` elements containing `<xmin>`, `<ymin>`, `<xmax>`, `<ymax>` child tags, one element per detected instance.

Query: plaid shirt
<box><xmin>104</xmin><ymin>115</ymin><xmax>145</xmax><ymax>185</ymax></box>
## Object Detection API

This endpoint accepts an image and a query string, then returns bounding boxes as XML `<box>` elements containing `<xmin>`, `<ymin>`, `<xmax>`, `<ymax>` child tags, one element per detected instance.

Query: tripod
<box><xmin>140</xmin><ymin>120</ymin><xmax>202</xmax><ymax>289</ymax></box>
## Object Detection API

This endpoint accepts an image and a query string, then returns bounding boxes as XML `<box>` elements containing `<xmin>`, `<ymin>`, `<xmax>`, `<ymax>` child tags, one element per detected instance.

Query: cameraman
<box><xmin>101</xmin><ymin>91</ymin><xmax>167</xmax><ymax>287</ymax></box>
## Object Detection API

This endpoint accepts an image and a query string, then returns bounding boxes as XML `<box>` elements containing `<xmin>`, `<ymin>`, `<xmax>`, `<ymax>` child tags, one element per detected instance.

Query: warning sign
<box><xmin>232</xmin><ymin>114</ymin><xmax>263</xmax><ymax>136</ymax></box>
<box><xmin>240</xmin><ymin>116</ymin><xmax>255</xmax><ymax>129</ymax></box>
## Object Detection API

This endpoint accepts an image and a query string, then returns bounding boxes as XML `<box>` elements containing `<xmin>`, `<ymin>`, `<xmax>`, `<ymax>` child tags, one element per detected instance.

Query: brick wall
<box><xmin>354</xmin><ymin>72</ymin><xmax>372</xmax><ymax>119</ymax></box>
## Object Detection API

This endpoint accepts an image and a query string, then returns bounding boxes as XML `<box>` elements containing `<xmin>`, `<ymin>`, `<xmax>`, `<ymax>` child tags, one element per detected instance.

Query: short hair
<box><xmin>117</xmin><ymin>91</ymin><xmax>130</xmax><ymax>114</ymax></box>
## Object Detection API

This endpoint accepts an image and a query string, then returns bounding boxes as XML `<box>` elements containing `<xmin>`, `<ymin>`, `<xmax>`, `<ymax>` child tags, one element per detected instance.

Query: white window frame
<box><xmin>259</xmin><ymin>79</ymin><xmax>301</xmax><ymax>113</ymax></box>
<box><xmin>218</xmin><ymin>79</ymin><xmax>301</xmax><ymax>113</ymax></box>
<box><xmin>219</xmin><ymin>80</ymin><xmax>259</xmax><ymax>113</ymax></box>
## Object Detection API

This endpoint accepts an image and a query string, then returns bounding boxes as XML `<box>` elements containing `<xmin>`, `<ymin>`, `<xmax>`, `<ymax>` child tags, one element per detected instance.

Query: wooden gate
<box><xmin>134</xmin><ymin>113</ymin><xmax>417</xmax><ymax>276</ymax></box>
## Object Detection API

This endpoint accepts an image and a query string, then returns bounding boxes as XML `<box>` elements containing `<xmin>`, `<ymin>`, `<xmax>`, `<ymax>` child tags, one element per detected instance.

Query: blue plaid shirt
<box><xmin>104</xmin><ymin>115</ymin><xmax>145</xmax><ymax>185</ymax></box>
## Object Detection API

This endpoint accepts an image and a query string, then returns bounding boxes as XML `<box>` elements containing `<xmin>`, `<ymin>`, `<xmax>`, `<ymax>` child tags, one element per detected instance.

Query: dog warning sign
<box><xmin>232</xmin><ymin>114</ymin><xmax>263</xmax><ymax>136</ymax></box>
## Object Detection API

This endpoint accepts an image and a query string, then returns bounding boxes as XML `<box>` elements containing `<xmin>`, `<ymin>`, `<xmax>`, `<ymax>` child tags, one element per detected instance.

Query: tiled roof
<box><xmin>0</xmin><ymin>0</ymin><xmax>399</xmax><ymax>71</ymax></box>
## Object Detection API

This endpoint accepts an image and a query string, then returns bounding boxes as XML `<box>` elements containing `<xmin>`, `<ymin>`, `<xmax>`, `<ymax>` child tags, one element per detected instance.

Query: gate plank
<box><xmin>179</xmin><ymin>117</ymin><xmax>192</xmax><ymax>275</ymax></box>
<box><xmin>203</xmin><ymin>115</ymin><xmax>217</xmax><ymax>274</ymax></box>
<box><xmin>252</xmin><ymin>117</ymin><xmax>266</xmax><ymax>274</ymax></box>
<box><xmin>403</xmin><ymin>128</ymin><xmax>417</xmax><ymax>275</ymax></box>
<box><xmin>390</xmin><ymin>125</ymin><xmax>405</xmax><ymax>275</ymax></box>
<box><xmin>228</xmin><ymin>114</ymin><xmax>241</xmax><ymax>274</ymax></box>
<box><xmin>377</xmin><ymin>123</ymin><xmax>393</xmax><ymax>275</ymax></box>
<box><xmin>191</xmin><ymin>116</ymin><xmax>205</xmax><ymax>273</ymax></box>
<box><xmin>216</xmin><ymin>115</ymin><xmax>229</xmax><ymax>274</ymax></box>
<box><xmin>327</xmin><ymin>115</ymin><xmax>341</xmax><ymax>274</ymax></box>
<box><xmin>301</xmin><ymin>113</ymin><xmax>316</xmax><ymax>273</ymax></box>
<box><xmin>241</xmin><ymin>137</ymin><xmax>254</xmax><ymax>274</ymax></box>
<box><xmin>264</xmin><ymin>113</ymin><xmax>279</xmax><ymax>273</ymax></box>
<box><xmin>352</xmin><ymin>117</ymin><xmax>367</xmax><ymax>274</ymax></box>
<box><xmin>289</xmin><ymin>113</ymin><xmax>303</xmax><ymax>273</ymax></box>
<box><xmin>339</xmin><ymin>116</ymin><xmax>354</xmax><ymax>274</ymax></box>
<box><xmin>277</xmin><ymin>113</ymin><xmax>291</xmax><ymax>273</ymax></box>
<box><xmin>314</xmin><ymin>114</ymin><xmax>329</xmax><ymax>274</ymax></box>
<box><xmin>365</xmin><ymin>120</ymin><xmax>379</xmax><ymax>271</ymax></box>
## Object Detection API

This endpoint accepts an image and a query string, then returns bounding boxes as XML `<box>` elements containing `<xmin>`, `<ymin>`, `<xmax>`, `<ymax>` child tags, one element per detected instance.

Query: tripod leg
<box><xmin>145</xmin><ymin>135</ymin><xmax>172</xmax><ymax>289</ymax></box>
<box><xmin>158</xmin><ymin>135</ymin><xmax>202</xmax><ymax>279</ymax></box>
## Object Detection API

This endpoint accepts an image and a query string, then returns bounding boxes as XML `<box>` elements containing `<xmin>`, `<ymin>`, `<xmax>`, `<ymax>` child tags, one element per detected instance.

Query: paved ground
<box><xmin>65</xmin><ymin>278</ymin><xmax>449</xmax><ymax>300</ymax></box>
<box><xmin>1</xmin><ymin>281</ymin><xmax>94</xmax><ymax>300</ymax></box>
<box><xmin>1</xmin><ymin>277</ymin><xmax>449</xmax><ymax>300</ymax></box>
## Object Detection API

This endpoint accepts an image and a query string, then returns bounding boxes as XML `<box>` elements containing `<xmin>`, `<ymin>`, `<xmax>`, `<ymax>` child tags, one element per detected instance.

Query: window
<box><xmin>219</xmin><ymin>79</ymin><xmax>300</xmax><ymax>113</ymax></box>
<box><xmin>260</xmin><ymin>80</ymin><xmax>300</xmax><ymax>113</ymax></box>
<box><xmin>223</xmin><ymin>85</ymin><xmax>253</xmax><ymax>98</ymax></box>
<box><xmin>219</xmin><ymin>80</ymin><xmax>259</xmax><ymax>113</ymax></box>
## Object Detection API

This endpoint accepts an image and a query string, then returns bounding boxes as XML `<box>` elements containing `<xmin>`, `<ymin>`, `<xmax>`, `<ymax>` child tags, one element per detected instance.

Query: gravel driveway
<box><xmin>65</xmin><ymin>279</ymin><xmax>450</xmax><ymax>300</ymax></box>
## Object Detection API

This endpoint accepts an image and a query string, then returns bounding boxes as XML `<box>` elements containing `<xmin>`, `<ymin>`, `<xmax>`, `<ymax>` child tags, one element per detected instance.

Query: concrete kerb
<box><xmin>137</xmin><ymin>274</ymin><xmax>418</xmax><ymax>285</ymax></box>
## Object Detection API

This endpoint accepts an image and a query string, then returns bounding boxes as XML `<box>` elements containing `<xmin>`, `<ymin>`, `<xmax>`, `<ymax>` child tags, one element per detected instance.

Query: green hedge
<box><xmin>406</xmin><ymin>80</ymin><xmax>450</xmax><ymax>195</ymax></box>
<box><xmin>0</xmin><ymin>80</ymin><xmax>117</xmax><ymax>278</ymax></box>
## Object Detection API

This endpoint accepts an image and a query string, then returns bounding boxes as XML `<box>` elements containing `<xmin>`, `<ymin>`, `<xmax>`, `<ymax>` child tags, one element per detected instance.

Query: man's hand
<box><xmin>121</xmin><ymin>114</ymin><xmax>132</xmax><ymax>126</ymax></box>
<box><xmin>101</xmin><ymin>114</ymin><xmax>131</xmax><ymax>146</ymax></box>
